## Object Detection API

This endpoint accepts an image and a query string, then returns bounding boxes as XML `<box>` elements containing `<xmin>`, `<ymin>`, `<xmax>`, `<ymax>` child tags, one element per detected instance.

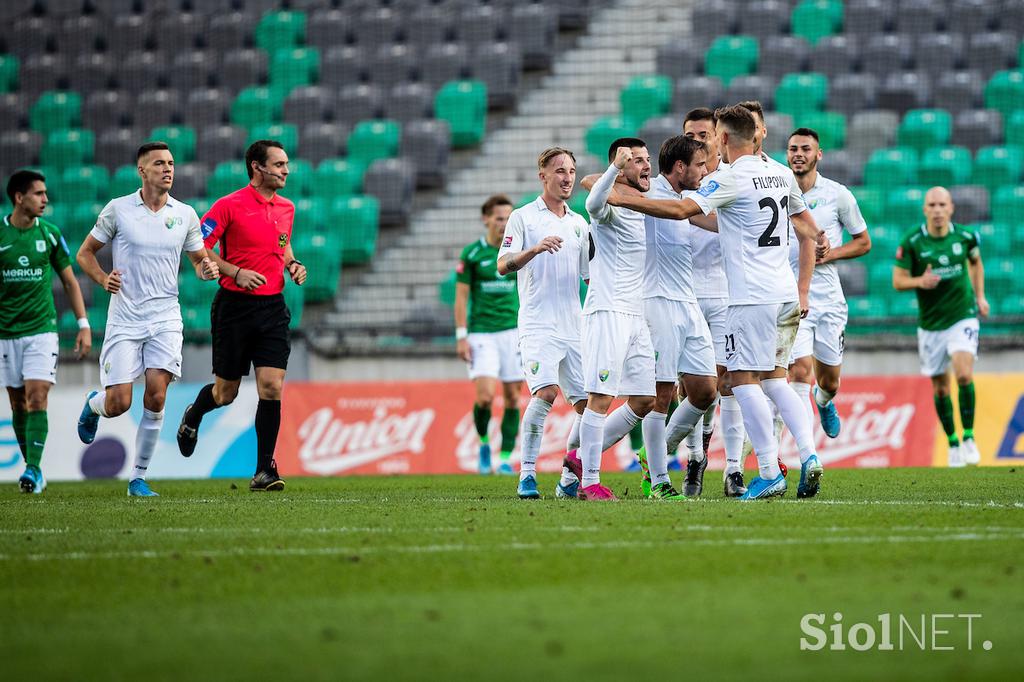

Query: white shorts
<box><xmin>725</xmin><ymin>301</ymin><xmax>801</xmax><ymax>372</ymax></box>
<box><xmin>917</xmin><ymin>318</ymin><xmax>979</xmax><ymax>377</ymax></box>
<box><xmin>519</xmin><ymin>333</ymin><xmax>586</xmax><ymax>405</ymax></box>
<box><xmin>582</xmin><ymin>310</ymin><xmax>656</xmax><ymax>396</ymax></box>
<box><xmin>467</xmin><ymin>328</ymin><xmax>524</xmax><ymax>383</ymax></box>
<box><xmin>100</xmin><ymin>320</ymin><xmax>183</xmax><ymax>387</ymax></box>
<box><xmin>0</xmin><ymin>332</ymin><xmax>58</xmax><ymax>387</ymax></box>
<box><xmin>790</xmin><ymin>302</ymin><xmax>847</xmax><ymax>367</ymax></box>
<box><xmin>645</xmin><ymin>297</ymin><xmax>717</xmax><ymax>381</ymax></box>
<box><xmin>697</xmin><ymin>297</ymin><xmax>729</xmax><ymax>366</ymax></box>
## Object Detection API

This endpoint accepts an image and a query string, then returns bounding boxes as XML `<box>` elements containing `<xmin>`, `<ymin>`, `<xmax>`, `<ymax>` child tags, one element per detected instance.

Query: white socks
<box><xmin>720</xmin><ymin>395</ymin><xmax>746</xmax><ymax>474</ymax></box>
<box><xmin>684</xmin><ymin>429</ymin><xmax>701</xmax><ymax>463</ymax></box>
<box><xmin>518</xmin><ymin>397</ymin><xmax>552</xmax><ymax>480</ymax></box>
<box><xmin>762</xmin><ymin>378</ymin><xmax>816</xmax><ymax>464</ymax></box>
<box><xmin>566</xmin><ymin>411</ymin><xmax>582</xmax><ymax>451</ymax></box>
<box><xmin>642</xmin><ymin>410</ymin><xmax>670</xmax><ymax>486</ymax></box>
<box><xmin>791</xmin><ymin>381</ymin><xmax>815</xmax><ymax>432</ymax></box>
<box><xmin>89</xmin><ymin>391</ymin><xmax>109</xmax><ymax>418</ymax></box>
<box><xmin>579</xmin><ymin>408</ymin><xmax>606</xmax><ymax>488</ymax></box>
<box><xmin>665</xmin><ymin>398</ymin><xmax>706</xmax><ymax>453</ymax></box>
<box><xmin>601</xmin><ymin>403</ymin><xmax>641</xmax><ymax>452</ymax></box>
<box><xmin>814</xmin><ymin>384</ymin><xmax>836</xmax><ymax>407</ymax></box>
<box><xmin>732</xmin><ymin>384</ymin><xmax>781</xmax><ymax>480</ymax></box>
<box><xmin>132</xmin><ymin>408</ymin><xmax>163</xmax><ymax>480</ymax></box>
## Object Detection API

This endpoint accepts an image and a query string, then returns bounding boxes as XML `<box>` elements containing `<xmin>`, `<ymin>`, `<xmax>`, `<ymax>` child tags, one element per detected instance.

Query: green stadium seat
<box><xmin>847</xmin><ymin>296</ymin><xmax>889</xmax><ymax>320</ymax></box>
<box><xmin>796</xmin><ymin>111</ymin><xmax>845</xmax><ymax>149</ymax></box>
<box><xmin>0</xmin><ymin>54</ymin><xmax>18</xmax><ymax>92</ymax></box>
<box><xmin>292</xmin><ymin>196</ymin><xmax>327</xmax><ymax>231</ymax></box>
<box><xmin>984</xmin><ymin>70</ymin><xmax>1024</xmax><ymax>118</ymax></box>
<box><xmin>584</xmin><ymin>116</ymin><xmax>638</xmax><ymax>159</ymax></box>
<box><xmin>278</xmin><ymin>158</ymin><xmax>313</xmax><ymax>198</ymax></box>
<box><xmin>68</xmin><ymin>201</ymin><xmax>104</xmax><ymax>244</ymax></box>
<box><xmin>255</xmin><ymin>11</ymin><xmax>306</xmax><ymax>52</ymax></box>
<box><xmin>968</xmin><ymin>223</ymin><xmax>1011</xmax><ymax>258</ymax></box>
<box><xmin>40</xmin><ymin>203</ymin><xmax>70</xmax><ymax>235</ymax></box>
<box><xmin>313</xmin><ymin>158</ymin><xmax>364</xmax><ymax>198</ymax></box>
<box><xmin>347</xmin><ymin>119</ymin><xmax>401</xmax><ymax>165</ymax></box>
<box><xmin>897</xmin><ymin>110</ymin><xmax>952</xmax><ymax>153</ymax></box>
<box><xmin>330</xmin><ymin>195</ymin><xmax>379</xmax><ymax>265</ymax></box>
<box><xmin>620</xmin><ymin>75</ymin><xmax>672</xmax><ymax>127</ymax></box>
<box><xmin>149</xmin><ymin>125</ymin><xmax>196</xmax><ymax>164</ymax></box>
<box><xmin>438</xmin><ymin>270</ymin><xmax>456</xmax><ymax>307</ymax></box>
<box><xmin>434</xmin><ymin>80</ymin><xmax>487</xmax><ymax>148</ymax></box>
<box><xmin>994</xmin><ymin>294</ymin><xmax>1024</xmax><ymax>317</ymax></box>
<box><xmin>60</xmin><ymin>165</ymin><xmax>108</xmax><ymax>204</ymax></box>
<box><xmin>849</xmin><ymin>186</ymin><xmax>886</xmax><ymax>224</ymax></box>
<box><xmin>1006</xmin><ymin>110</ymin><xmax>1024</xmax><ymax>150</ymax></box>
<box><xmin>230</xmin><ymin>86</ymin><xmax>282</xmax><ymax>129</ymax></box>
<box><xmin>768</xmin><ymin>149</ymin><xmax>788</xmax><ymax>166</ymax></box>
<box><xmin>866</xmin><ymin>224</ymin><xmax>901</xmax><ymax>257</ymax></box>
<box><xmin>775</xmin><ymin>73</ymin><xmax>828</xmax><ymax>118</ymax></box>
<box><xmin>270</xmin><ymin>47</ymin><xmax>319</xmax><ymax>92</ymax></box>
<box><xmin>704</xmin><ymin>35</ymin><xmax>758</xmax><ymax>85</ymax></box>
<box><xmin>569</xmin><ymin>192</ymin><xmax>590</xmax><ymax>220</ymax></box>
<box><xmin>283</xmin><ymin>280</ymin><xmax>303</xmax><ymax>330</ymax></box>
<box><xmin>985</xmin><ymin>256</ymin><xmax>1016</xmax><ymax>297</ymax></box>
<box><xmin>867</xmin><ymin>261</ymin><xmax>895</xmax><ymax>295</ymax></box>
<box><xmin>109</xmin><ymin>164</ymin><xmax>140</xmax><ymax>198</ymax></box>
<box><xmin>917</xmin><ymin>146</ymin><xmax>972</xmax><ymax>187</ymax></box>
<box><xmin>791</xmin><ymin>0</ymin><xmax>842</xmax><ymax>44</ymax></box>
<box><xmin>972</xmin><ymin>145</ymin><xmax>1023</xmax><ymax>190</ymax></box>
<box><xmin>517</xmin><ymin>192</ymin><xmax>538</xmax><ymax>208</ymax></box>
<box><xmin>886</xmin><ymin>186</ymin><xmax>928</xmax><ymax>227</ymax></box>
<box><xmin>292</xmin><ymin>230</ymin><xmax>340</xmax><ymax>303</ymax></box>
<box><xmin>863</xmin><ymin>148</ymin><xmax>918</xmax><ymax>186</ymax></box>
<box><xmin>41</xmin><ymin>128</ymin><xmax>94</xmax><ymax>166</ymax></box>
<box><xmin>177</xmin><ymin>272</ymin><xmax>217</xmax><ymax>307</ymax></box>
<box><xmin>186</xmin><ymin>197</ymin><xmax>213</xmax><ymax>217</ymax></box>
<box><xmin>247</xmin><ymin>123</ymin><xmax>299</xmax><ymax>155</ymax></box>
<box><xmin>991</xmin><ymin>184</ymin><xmax>1024</xmax><ymax>223</ymax></box>
<box><xmin>87</xmin><ymin>302</ymin><xmax>107</xmax><ymax>330</ymax></box>
<box><xmin>181</xmin><ymin>304</ymin><xmax>211</xmax><ymax>339</ymax></box>
<box><xmin>30</xmin><ymin>91</ymin><xmax>81</xmax><ymax>134</ymax></box>
<box><xmin>207</xmin><ymin>160</ymin><xmax>247</xmax><ymax>199</ymax></box>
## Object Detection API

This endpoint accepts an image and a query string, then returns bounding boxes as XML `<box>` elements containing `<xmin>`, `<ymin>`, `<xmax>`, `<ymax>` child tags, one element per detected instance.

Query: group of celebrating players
<box><xmin>457</xmin><ymin>99</ymin><xmax>989</xmax><ymax>501</ymax></box>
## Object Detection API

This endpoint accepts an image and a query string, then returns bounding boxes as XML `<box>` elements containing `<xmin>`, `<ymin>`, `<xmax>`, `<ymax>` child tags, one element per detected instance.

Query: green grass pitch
<box><xmin>1</xmin><ymin>467</ymin><xmax>1022</xmax><ymax>681</ymax></box>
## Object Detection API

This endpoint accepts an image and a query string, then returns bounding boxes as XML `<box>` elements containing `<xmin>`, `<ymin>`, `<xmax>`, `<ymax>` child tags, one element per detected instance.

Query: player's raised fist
<box><xmin>613</xmin><ymin>146</ymin><xmax>633</xmax><ymax>170</ymax></box>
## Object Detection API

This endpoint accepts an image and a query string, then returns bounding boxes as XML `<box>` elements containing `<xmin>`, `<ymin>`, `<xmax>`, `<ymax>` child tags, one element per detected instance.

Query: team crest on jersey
<box><xmin>35</xmin><ymin>240</ymin><xmax>46</xmax><ymax>252</ymax></box>
<box><xmin>939</xmin><ymin>255</ymin><xmax>949</xmax><ymax>265</ymax></box>
<box><xmin>104</xmin><ymin>361</ymin><xmax>111</xmax><ymax>373</ymax></box>
<box><xmin>599</xmin><ymin>369</ymin><xmax>610</xmax><ymax>382</ymax></box>
<box><xmin>696</xmin><ymin>180</ymin><xmax>719</xmax><ymax>197</ymax></box>
<box><xmin>278</xmin><ymin>233</ymin><xmax>288</xmax><ymax>248</ymax></box>
<box><xmin>165</xmin><ymin>216</ymin><xmax>182</xmax><ymax>229</ymax></box>
<box><xmin>952</xmin><ymin>242</ymin><xmax>963</xmax><ymax>255</ymax></box>
<box><xmin>529</xmin><ymin>361</ymin><xmax>539</xmax><ymax>375</ymax></box>
<box><xmin>807</xmin><ymin>199</ymin><xmax>819</xmax><ymax>209</ymax></box>
<box><xmin>575</xmin><ymin>224</ymin><xmax>581</xmax><ymax>237</ymax></box>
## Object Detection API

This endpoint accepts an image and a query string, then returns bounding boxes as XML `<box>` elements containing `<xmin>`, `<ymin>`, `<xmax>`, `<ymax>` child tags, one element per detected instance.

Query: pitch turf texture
<box><xmin>2</xmin><ymin>468</ymin><xmax>1022</xmax><ymax>681</ymax></box>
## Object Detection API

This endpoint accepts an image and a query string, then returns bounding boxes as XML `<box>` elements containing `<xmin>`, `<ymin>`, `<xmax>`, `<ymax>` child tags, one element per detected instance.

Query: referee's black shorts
<box><xmin>211</xmin><ymin>288</ymin><xmax>291</xmax><ymax>380</ymax></box>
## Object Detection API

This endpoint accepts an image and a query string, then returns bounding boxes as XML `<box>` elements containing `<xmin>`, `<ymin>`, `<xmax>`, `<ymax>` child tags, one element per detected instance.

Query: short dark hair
<box><xmin>245</xmin><ymin>139</ymin><xmax>286</xmax><ymax>179</ymax></box>
<box><xmin>481</xmin><ymin>194</ymin><xmax>513</xmax><ymax>216</ymax></box>
<box><xmin>607</xmin><ymin>137</ymin><xmax>646</xmax><ymax>162</ymax></box>
<box><xmin>789</xmin><ymin>127</ymin><xmax>820</xmax><ymax>143</ymax></box>
<box><xmin>6</xmin><ymin>169</ymin><xmax>45</xmax><ymax>205</ymax></box>
<box><xmin>137</xmin><ymin>141</ymin><xmax>170</xmax><ymax>162</ymax></box>
<box><xmin>714</xmin><ymin>105</ymin><xmax>757</xmax><ymax>143</ymax></box>
<box><xmin>737</xmin><ymin>100</ymin><xmax>765</xmax><ymax>121</ymax></box>
<box><xmin>683</xmin><ymin>107</ymin><xmax>716</xmax><ymax>127</ymax></box>
<box><xmin>659</xmin><ymin>136</ymin><xmax>707</xmax><ymax>175</ymax></box>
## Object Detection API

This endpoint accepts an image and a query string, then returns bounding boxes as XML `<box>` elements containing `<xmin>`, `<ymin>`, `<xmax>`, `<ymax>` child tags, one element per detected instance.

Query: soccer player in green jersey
<box><xmin>1</xmin><ymin>170</ymin><xmax>91</xmax><ymax>493</ymax></box>
<box><xmin>893</xmin><ymin>187</ymin><xmax>989</xmax><ymax>467</ymax></box>
<box><xmin>455</xmin><ymin>195</ymin><xmax>523</xmax><ymax>475</ymax></box>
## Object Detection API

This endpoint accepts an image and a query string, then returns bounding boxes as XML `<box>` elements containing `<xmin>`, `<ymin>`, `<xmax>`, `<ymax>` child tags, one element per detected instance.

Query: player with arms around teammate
<box><xmin>497</xmin><ymin>147</ymin><xmax>590</xmax><ymax>499</ymax></box>
<box><xmin>455</xmin><ymin>194</ymin><xmax>523</xmax><ymax>475</ymax></box>
<box><xmin>1</xmin><ymin>170</ymin><xmax>91</xmax><ymax>493</ymax></box>
<box><xmin>606</xmin><ymin>106</ymin><xmax>828</xmax><ymax>500</ymax></box>
<box><xmin>76</xmin><ymin>142</ymin><xmax>218</xmax><ymax>497</ymax></box>
<box><xmin>893</xmin><ymin>187</ymin><xmax>987</xmax><ymax>467</ymax></box>
<box><xmin>176</xmin><ymin>140</ymin><xmax>307</xmax><ymax>491</ymax></box>
<box><xmin>786</xmin><ymin>128</ymin><xmax>871</xmax><ymax>438</ymax></box>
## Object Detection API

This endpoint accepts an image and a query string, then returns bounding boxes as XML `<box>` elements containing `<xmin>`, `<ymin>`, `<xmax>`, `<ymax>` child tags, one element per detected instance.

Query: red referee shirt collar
<box><xmin>245</xmin><ymin>183</ymin><xmax>278</xmax><ymax>205</ymax></box>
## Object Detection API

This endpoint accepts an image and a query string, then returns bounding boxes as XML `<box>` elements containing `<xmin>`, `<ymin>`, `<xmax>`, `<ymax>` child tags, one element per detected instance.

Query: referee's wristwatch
<box><xmin>287</xmin><ymin>259</ymin><xmax>304</xmax><ymax>269</ymax></box>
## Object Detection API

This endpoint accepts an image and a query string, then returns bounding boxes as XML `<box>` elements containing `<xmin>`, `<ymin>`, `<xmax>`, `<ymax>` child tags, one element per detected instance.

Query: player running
<box><xmin>455</xmin><ymin>194</ymin><xmax>523</xmax><ymax>475</ymax></box>
<box><xmin>893</xmin><ymin>187</ymin><xmax>987</xmax><ymax>467</ymax></box>
<box><xmin>1</xmin><ymin>170</ymin><xmax>91</xmax><ymax>493</ymax></box>
<box><xmin>786</xmin><ymin>128</ymin><xmax>872</xmax><ymax>437</ymax></box>
<box><xmin>604</xmin><ymin>106</ymin><xmax>829</xmax><ymax>500</ymax></box>
<box><xmin>76</xmin><ymin>142</ymin><xmax>218</xmax><ymax>497</ymax></box>
<box><xmin>497</xmin><ymin>147</ymin><xmax>590</xmax><ymax>499</ymax></box>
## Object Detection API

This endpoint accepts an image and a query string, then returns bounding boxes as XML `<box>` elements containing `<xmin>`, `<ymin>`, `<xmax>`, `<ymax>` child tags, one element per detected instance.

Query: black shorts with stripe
<box><xmin>210</xmin><ymin>288</ymin><xmax>291</xmax><ymax>380</ymax></box>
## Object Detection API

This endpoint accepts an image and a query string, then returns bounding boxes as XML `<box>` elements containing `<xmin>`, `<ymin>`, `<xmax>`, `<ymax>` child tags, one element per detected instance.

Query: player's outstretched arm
<box><xmin>57</xmin><ymin>265</ymin><xmax>91</xmax><ymax>358</ymax></box>
<box><xmin>612</xmin><ymin>194</ymin><xmax>703</xmax><ymax>221</ymax></box>
<box><xmin>968</xmin><ymin>253</ymin><xmax>989</xmax><ymax>317</ymax></box>
<box><xmin>689</xmin><ymin>212</ymin><xmax>719</xmax><ymax>233</ymax></box>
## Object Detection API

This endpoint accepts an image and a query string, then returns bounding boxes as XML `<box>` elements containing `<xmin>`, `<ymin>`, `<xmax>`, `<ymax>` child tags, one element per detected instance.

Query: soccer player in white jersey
<box><xmin>635</xmin><ymin>135</ymin><xmax>720</xmax><ymax>498</ymax></box>
<box><xmin>497</xmin><ymin>147</ymin><xmax>590</xmax><ymax>499</ymax></box>
<box><xmin>786</xmin><ymin>128</ymin><xmax>872</xmax><ymax>437</ymax></box>
<box><xmin>75</xmin><ymin>142</ymin><xmax>219</xmax><ymax>497</ymax></box>
<box><xmin>605</xmin><ymin>106</ymin><xmax>829</xmax><ymax>500</ymax></box>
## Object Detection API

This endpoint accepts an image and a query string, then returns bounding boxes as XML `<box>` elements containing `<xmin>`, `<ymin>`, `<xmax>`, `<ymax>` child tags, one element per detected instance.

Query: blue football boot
<box><xmin>77</xmin><ymin>390</ymin><xmax>100</xmax><ymax>444</ymax></box>
<box><xmin>797</xmin><ymin>455</ymin><xmax>824</xmax><ymax>499</ymax></box>
<box><xmin>128</xmin><ymin>478</ymin><xmax>159</xmax><ymax>497</ymax></box>
<box><xmin>517</xmin><ymin>475</ymin><xmax>540</xmax><ymax>499</ymax></box>
<box><xmin>739</xmin><ymin>474</ymin><xmax>787</xmax><ymax>500</ymax></box>
<box><xmin>814</xmin><ymin>387</ymin><xmax>841</xmax><ymax>438</ymax></box>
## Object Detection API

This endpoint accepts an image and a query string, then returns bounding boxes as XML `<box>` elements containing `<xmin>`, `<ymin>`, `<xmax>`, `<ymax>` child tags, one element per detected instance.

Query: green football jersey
<box><xmin>0</xmin><ymin>215</ymin><xmax>72</xmax><ymax>339</ymax></box>
<box><xmin>456</xmin><ymin>237</ymin><xmax>518</xmax><ymax>333</ymax></box>
<box><xmin>895</xmin><ymin>223</ymin><xmax>980</xmax><ymax>332</ymax></box>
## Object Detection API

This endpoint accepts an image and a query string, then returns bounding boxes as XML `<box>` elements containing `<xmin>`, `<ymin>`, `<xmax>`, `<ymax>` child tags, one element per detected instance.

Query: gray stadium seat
<box><xmin>10</xmin><ymin>17</ymin><xmax>52</xmax><ymax>56</ymax></box>
<box><xmin>363</xmin><ymin>158</ymin><xmax>416</xmax><ymax>226</ymax></box>
<box><xmin>470</xmin><ymin>42</ymin><xmax>521</xmax><ymax>109</ymax></box>
<box><xmin>20</xmin><ymin>54</ymin><xmax>67</xmax><ymax>97</ymax></box>
<box><xmin>953</xmin><ymin>109</ymin><xmax>1003</xmax><ymax>152</ymax></box>
<box><xmin>934</xmin><ymin>71</ymin><xmax>984</xmax><ymax>112</ymax></box>
<box><xmin>104</xmin><ymin>15</ymin><xmax>151</xmax><ymax>56</ymax></box>
<box><xmin>220</xmin><ymin>49</ymin><xmax>268</xmax><ymax>93</ymax></box>
<box><xmin>876</xmin><ymin>72</ymin><xmax>930</xmax><ymax>113</ymax></box>
<box><xmin>456</xmin><ymin>5</ymin><xmax>502</xmax><ymax>46</ymax></box>
<box><xmin>508</xmin><ymin>4</ymin><xmax>557</xmax><ymax>70</ymax></box>
<box><xmin>655</xmin><ymin>42</ymin><xmax>704</xmax><ymax>81</ymax></box>
<box><xmin>154</xmin><ymin>12</ymin><xmax>206</xmax><ymax>52</ymax></box>
<box><xmin>0</xmin><ymin>0</ymin><xmax>34</xmax><ymax>24</ymax></box>
<box><xmin>420</xmin><ymin>43</ymin><xmax>469</xmax><ymax>89</ymax></box>
<box><xmin>726</xmin><ymin>75</ymin><xmax>775</xmax><ymax>110</ymax></box>
<box><xmin>334</xmin><ymin>84</ymin><xmax>383</xmax><ymax>127</ymax></box>
<box><xmin>95</xmin><ymin>127</ymin><xmax>139</xmax><ymax>171</ymax></box>
<box><xmin>837</xmin><ymin>261</ymin><xmax>867</xmax><ymax>297</ymax></box>
<box><xmin>762</xmin><ymin>112</ymin><xmax>793</xmax><ymax>152</ymax></box>
<box><xmin>0</xmin><ymin>130</ymin><xmax>41</xmax><ymax>168</ymax></box>
<box><xmin>736</xmin><ymin>0</ymin><xmax>788</xmax><ymax>39</ymax></box>
<box><xmin>37</xmin><ymin>0</ymin><xmax>84</xmax><ymax>18</ymax></box>
<box><xmin>184</xmin><ymin>88</ymin><xmax>230</xmax><ymax>128</ymax></box>
<box><xmin>321</xmin><ymin>46</ymin><xmax>366</xmax><ymax>88</ymax></box>
<box><xmin>892</xmin><ymin>0</ymin><xmax>942</xmax><ymax>35</ymax></box>
<box><xmin>385</xmin><ymin>83</ymin><xmax>433</xmax><ymax>124</ymax></box>
<box><xmin>205</xmin><ymin>13</ymin><xmax>258</xmax><ymax>52</ymax></box>
<box><xmin>818</xmin><ymin>149</ymin><xmax>861</xmax><ymax>186</ymax></box>
<box><xmin>914</xmin><ymin>34</ymin><xmax>964</xmax><ymax>78</ymax></box>
<box><xmin>405</xmin><ymin>7</ymin><xmax>451</xmax><ymax>48</ymax></box>
<box><xmin>0</xmin><ymin>93</ymin><xmax>27</xmax><ymax>131</ymax></box>
<box><xmin>759</xmin><ymin>36</ymin><xmax>809</xmax><ymax>79</ymax></box>
<box><xmin>950</xmin><ymin>0</ymin><xmax>999</xmax><ymax>35</ymax></box>
<box><xmin>703</xmin><ymin>0</ymin><xmax>738</xmax><ymax>35</ymax></box>
<box><xmin>368</xmin><ymin>44</ymin><xmax>416</xmax><ymax>89</ymax></box>
<box><xmin>862</xmin><ymin>35</ymin><xmax>912</xmax><ymax>77</ymax></box>
<box><xmin>639</xmin><ymin>116</ymin><xmax>681</xmax><ymax>175</ymax></box>
<box><xmin>299</xmin><ymin>122</ymin><xmax>349</xmax><ymax>165</ymax></box>
<box><xmin>168</xmin><ymin>51</ymin><xmax>216</xmax><ymax>91</ymax></box>
<box><xmin>283</xmin><ymin>86</ymin><xmax>335</xmax><ymax>127</ymax></box>
<box><xmin>305</xmin><ymin>9</ymin><xmax>348</xmax><ymax>50</ymax></box>
<box><xmin>59</xmin><ymin>14</ymin><xmax>101</xmax><ymax>54</ymax></box>
<box><xmin>115</xmin><ymin>51</ymin><xmax>163</xmax><ymax>92</ymax></box>
<box><xmin>810</xmin><ymin>35</ymin><xmax>859</xmax><ymax>79</ymax></box>
<box><xmin>172</xmin><ymin>164</ymin><xmax>209</xmax><ymax>200</ymax></box>
<box><xmin>352</xmin><ymin>7</ymin><xmax>402</xmax><ymax>46</ymax></box>
<box><xmin>196</xmin><ymin>125</ymin><xmax>247</xmax><ymax>165</ymax></box>
<box><xmin>401</xmin><ymin>119</ymin><xmax>450</xmax><ymax>189</ymax></box>
<box><xmin>848</xmin><ymin>111</ymin><xmax>899</xmax><ymax>156</ymax></box>
<box><xmin>827</xmin><ymin>73</ymin><xmax>877</xmax><ymax>117</ymax></box>
<box><xmin>135</xmin><ymin>89</ymin><xmax>182</xmax><ymax>130</ymax></box>
<box><xmin>83</xmin><ymin>90</ymin><xmax>132</xmax><ymax>130</ymax></box>
<box><xmin>999</xmin><ymin>0</ymin><xmax>1024</xmax><ymax>33</ymax></box>
<box><xmin>74</xmin><ymin>53</ymin><xmax>116</xmax><ymax>92</ymax></box>
<box><xmin>950</xmin><ymin>185</ymin><xmax>990</xmax><ymax>224</ymax></box>
<box><xmin>672</xmin><ymin>76</ymin><xmax>725</xmax><ymax>115</ymax></box>
<box><xmin>966</xmin><ymin>33</ymin><xmax>1018</xmax><ymax>76</ymax></box>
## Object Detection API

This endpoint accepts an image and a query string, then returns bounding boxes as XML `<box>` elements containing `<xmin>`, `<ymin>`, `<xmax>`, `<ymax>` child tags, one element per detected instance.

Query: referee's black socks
<box><xmin>255</xmin><ymin>399</ymin><xmax>282</xmax><ymax>473</ymax></box>
<box><xmin>184</xmin><ymin>383</ymin><xmax>219</xmax><ymax>429</ymax></box>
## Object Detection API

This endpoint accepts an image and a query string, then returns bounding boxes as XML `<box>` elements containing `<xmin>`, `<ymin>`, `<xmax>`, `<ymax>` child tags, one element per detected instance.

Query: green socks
<box><xmin>934</xmin><ymin>394</ymin><xmax>958</xmax><ymax>446</ymax></box>
<box><xmin>500</xmin><ymin>407</ymin><xmax>519</xmax><ymax>461</ymax></box>
<box><xmin>473</xmin><ymin>403</ymin><xmax>490</xmax><ymax>441</ymax></box>
<box><xmin>12</xmin><ymin>410</ymin><xmax>27</xmax><ymax>461</ymax></box>
<box><xmin>958</xmin><ymin>382</ymin><xmax>976</xmax><ymax>435</ymax></box>
<box><xmin>24</xmin><ymin>410</ymin><xmax>47</xmax><ymax>469</ymax></box>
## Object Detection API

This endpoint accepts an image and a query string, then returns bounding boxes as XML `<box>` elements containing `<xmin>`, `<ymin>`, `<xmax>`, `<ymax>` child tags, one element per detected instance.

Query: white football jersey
<box><xmin>691</xmin><ymin>162</ymin><xmax>729</xmax><ymax>299</ymax></box>
<box><xmin>498</xmin><ymin>196</ymin><xmax>590</xmax><ymax>340</ymax></box>
<box><xmin>691</xmin><ymin>154</ymin><xmax>807</xmax><ymax>305</ymax></box>
<box><xmin>643</xmin><ymin>174</ymin><xmax>697</xmax><ymax>303</ymax></box>
<box><xmin>584</xmin><ymin>163</ymin><xmax>646</xmax><ymax>316</ymax></box>
<box><xmin>90</xmin><ymin>192</ymin><xmax>203</xmax><ymax>329</ymax></box>
<box><xmin>787</xmin><ymin>172</ymin><xmax>867</xmax><ymax>306</ymax></box>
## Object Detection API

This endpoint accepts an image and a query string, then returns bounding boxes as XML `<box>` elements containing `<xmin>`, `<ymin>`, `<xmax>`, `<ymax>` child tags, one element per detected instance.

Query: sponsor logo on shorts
<box><xmin>599</xmin><ymin>369</ymin><xmax>610</xmax><ymax>382</ymax></box>
<box><xmin>696</xmin><ymin>180</ymin><xmax>719</xmax><ymax>197</ymax></box>
<box><xmin>529</xmin><ymin>361</ymin><xmax>539</xmax><ymax>375</ymax></box>
<box><xmin>201</xmin><ymin>218</ymin><xmax>217</xmax><ymax>238</ymax></box>
<box><xmin>278</xmin><ymin>233</ymin><xmax>288</xmax><ymax>248</ymax></box>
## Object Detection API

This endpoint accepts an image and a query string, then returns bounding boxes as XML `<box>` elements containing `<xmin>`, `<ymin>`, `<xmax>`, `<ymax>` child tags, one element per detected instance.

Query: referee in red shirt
<box><xmin>176</xmin><ymin>140</ymin><xmax>307</xmax><ymax>491</ymax></box>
